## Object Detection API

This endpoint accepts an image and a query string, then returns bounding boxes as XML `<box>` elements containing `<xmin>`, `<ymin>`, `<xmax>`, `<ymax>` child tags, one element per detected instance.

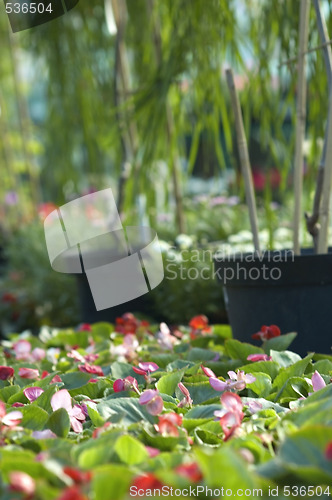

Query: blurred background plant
<box><xmin>1</xmin><ymin>0</ymin><xmax>332</xmax><ymax>332</ymax></box>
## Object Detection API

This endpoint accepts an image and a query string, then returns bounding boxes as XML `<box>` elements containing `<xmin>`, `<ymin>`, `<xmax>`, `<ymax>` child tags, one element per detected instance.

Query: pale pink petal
<box><xmin>139</xmin><ymin>389</ymin><xmax>158</xmax><ymax>405</ymax></box>
<box><xmin>227</xmin><ymin>371</ymin><xmax>237</xmax><ymax>380</ymax></box>
<box><xmin>18</xmin><ymin>368</ymin><xmax>39</xmax><ymax>379</ymax></box>
<box><xmin>0</xmin><ymin>401</ymin><xmax>6</xmax><ymax>418</ymax></box>
<box><xmin>146</xmin><ymin>395</ymin><xmax>164</xmax><ymax>415</ymax></box>
<box><xmin>70</xmin><ymin>416</ymin><xmax>83</xmax><ymax>433</ymax></box>
<box><xmin>23</xmin><ymin>387</ymin><xmax>44</xmax><ymax>402</ymax></box>
<box><xmin>2</xmin><ymin>410</ymin><xmax>23</xmax><ymax>427</ymax></box>
<box><xmin>178</xmin><ymin>382</ymin><xmax>190</xmax><ymax>397</ymax></box>
<box><xmin>244</xmin><ymin>374</ymin><xmax>256</xmax><ymax>384</ymax></box>
<box><xmin>32</xmin><ymin>429</ymin><xmax>56</xmax><ymax>439</ymax></box>
<box><xmin>51</xmin><ymin>389</ymin><xmax>72</xmax><ymax>412</ymax></box>
<box><xmin>312</xmin><ymin>371</ymin><xmax>326</xmax><ymax>392</ymax></box>
<box><xmin>209</xmin><ymin>377</ymin><xmax>228</xmax><ymax>391</ymax></box>
<box><xmin>138</xmin><ymin>362</ymin><xmax>159</xmax><ymax>373</ymax></box>
<box><xmin>247</xmin><ymin>353</ymin><xmax>271</xmax><ymax>362</ymax></box>
<box><xmin>31</xmin><ymin>348</ymin><xmax>46</xmax><ymax>361</ymax></box>
<box><xmin>13</xmin><ymin>340</ymin><xmax>31</xmax><ymax>360</ymax></box>
<box><xmin>221</xmin><ymin>391</ymin><xmax>243</xmax><ymax>413</ymax></box>
<box><xmin>247</xmin><ymin>401</ymin><xmax>263</xmax><ymax>414</ymax></box>
<box><xmin>70</xmin><ymin>404</ymin><xmax>86</xmax><ymax>421</ymax></box>
<box><xmin>146</xmin><ymin>446</ymin><xmax>160</xmax><ymax>457</ymax></box>
<box><xmin>9</xmin><ymin>472</ymin><xmax>35</xmax><ymax>496</ymax></box>
<box><xmin>201</xmin><ymin>365</ymin><xmax>216</xmax><ymax>378</ymax></box>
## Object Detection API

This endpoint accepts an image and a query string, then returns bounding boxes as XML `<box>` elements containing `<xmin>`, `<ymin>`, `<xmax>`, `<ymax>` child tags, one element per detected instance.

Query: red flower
<box><xmin>115</xmin><ymin>313</ymin><xmax>149</xmax><ymax>335</ymax></box>
<box><xmin>92</xmin><ymin>421</ymin><xmax>111</xmax><ymax>439</ymax></box>
<box><xmin>0</xmin><ymin>366</ymin><xmax>14</xmax><ymax>381</ymax></box>
<box><xmin>247</xmin><ymin>354</ymin><xmax>272</xmax><ymax>362</ymax></box>
<box><xmin>175</xmin><ymin>463</ymin><xmax>203</xmax><ymax>482</ymax></box>
<box><xmin>131</xmin><ymin>473</ymin><xmax>164</xmax><ymax>493</ymax></box>
<box><xmin>155</xmin><ymin>412</ymin><xmax>183</xmax><ymax>437</ymax></box>
<box><xmin>325</xmin><ymin>442</ymin><xmax>332</xmax><ymax>460</ymax></box>
<box><xmin>57</xmin><ymin>485</ymin><xmax>88</xmax><ymax>500</ymax></box>
<box><xmin>2</xmin><ymin>293</ymin><xmax>16</xmax><ymax>304</ymax></box>
<box><xmin>252</xmin><ymin>325</ymin><xmax>281</xmax><ymax>341</ymax></box>
<box><xmin>78</xmin><ymin>323</ymin><xmax>91</xmax><ymax>332</ymax></box>
<box><xmin>189</xmin><ymin>315</ymin><xmax>212</xmax><ymax>339</ymax></box>
<box><xmin>113</xmin><ymin>376</ymin><xmax>139</xmax><ymax>393</ymax></box>
<box><xmin>78</xmin><ymin>364</ymin><xmax>103</xmax><ymax>376</ymax></box>
<box><xmin>63</xmin><ymin>467</ymin><xmax>92</xmax><ymax>484</ymax></box>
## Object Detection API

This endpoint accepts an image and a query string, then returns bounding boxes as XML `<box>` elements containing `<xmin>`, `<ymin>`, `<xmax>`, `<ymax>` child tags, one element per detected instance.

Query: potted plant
<box><xmin>214</xmin><ymin>0</ymin><xmax>332</xmax><ymax>355</ymax></box>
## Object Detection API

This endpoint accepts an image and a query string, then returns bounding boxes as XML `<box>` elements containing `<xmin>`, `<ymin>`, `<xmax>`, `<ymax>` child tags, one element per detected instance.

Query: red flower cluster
<box><xmin>0</xmin><ymin>366</ymin><xmax>14</xmax><ymax>381</ymax></box>
<box><xmin>252</xmin><ymin>325</ymin><xmax>281</xmax><ymax>341</ymax></box>
<box><xmin>155</xmin><ymin>412</ymin><xmax>183</xmax><ymax>437</ymax></box>
<box><xmin>115</xmin><ymin>313</ymin><xmax>149</xmax><ymax>335</ymax></box>
<box><xmin>189</xmin><ymin>315</ymin><xmax>211</xmax><ymax>339</ymax></box>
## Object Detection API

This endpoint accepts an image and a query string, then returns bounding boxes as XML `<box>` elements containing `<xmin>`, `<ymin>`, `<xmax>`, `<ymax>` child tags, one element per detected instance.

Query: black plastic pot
<box><xmin>214</xmin><ymin>248</ymin><xmax>332</xmax><ymax>355</ymax></box>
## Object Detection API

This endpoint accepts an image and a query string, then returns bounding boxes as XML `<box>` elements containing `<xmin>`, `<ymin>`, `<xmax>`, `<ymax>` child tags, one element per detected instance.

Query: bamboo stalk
<box><xmin>147</xmin><ymin>0</ymin><xmax>185</xmax><ymax>234</ymax></box>
<box><xmin>293</xmin><ymin>0</ymin><xmax>310</xmax><ymax>255</ymax></box>
<box><xmin>305</xmin><ymin>0</ymin><xmax>332</xmax><ymax>250</ymax></box>
<box><xmin>225</xmin><ymin>68</ymin><xmax>260</xmax><ymax>254</ymax></box>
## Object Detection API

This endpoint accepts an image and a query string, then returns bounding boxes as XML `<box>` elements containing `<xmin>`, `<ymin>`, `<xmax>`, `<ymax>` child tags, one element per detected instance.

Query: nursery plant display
<box><xmin>0</xmin><ymin>314</ymin><xmax>331</xmax><ymax>499</ymax></box>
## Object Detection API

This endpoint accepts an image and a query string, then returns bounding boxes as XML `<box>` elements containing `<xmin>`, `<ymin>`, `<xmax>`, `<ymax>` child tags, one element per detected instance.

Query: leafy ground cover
<box><xmin>0</xmin><ymin>314</ymin><xmax>331</xmax><ymax>499</ymax></box>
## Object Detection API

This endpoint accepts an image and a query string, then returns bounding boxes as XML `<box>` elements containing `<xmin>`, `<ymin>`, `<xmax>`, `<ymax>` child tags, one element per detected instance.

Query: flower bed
<box><xmin>0</xmin><ymin>314</ymin><xmax>331</xmax><ymax>499</ymax></box>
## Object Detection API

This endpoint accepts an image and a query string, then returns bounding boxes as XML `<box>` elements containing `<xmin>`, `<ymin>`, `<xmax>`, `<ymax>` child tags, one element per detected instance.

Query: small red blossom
<box><xmin>38</xmin><ymin>202</ymin><xmax>58</xmax><ymax>221</ymax></box>
<box><xmin>78</xmin><ymin>363</ymin><xmax>104</xmax><ymax>376</ymax></box>
<box><xmin>155</xmin><ymin>412</ymin><xmax>183</xmax><ymax>437</ymax></box>
<box><xmin>113</xmin><ymin>376</ymin><xmax>139</xmax><ymax>393</ymax></box>
<box><xmin>175</xmin><ymin>463</ymin><xmax>203</xmax><ymax>482</ymax></box>
<box><xmin>115</xmin><ymin>313</ymin><xmax>147</xmax><ymax>334</ymax></box>
<box><xmin>131</xmin><ymin>473</ymin><xmax>164</xmax><ymax>494</ymax></box>
<box><xmin>247</xmin><ymin>353</ymin><xmax>272</xmax><ymax>362</ymax></box>
<box><xmin>325</xmin><ymin>442</ymin><xmax>332</xmax><ymax>460</ymax></box>
<box><xmin>145</xmin><ymin>446</ymin><xmax>160</xmax><ymax>458</ymax></box>
<box><xmin>189</xmin><ymin>315</ymin><xmax>212</xmax><ymax>339</ymax></box>
<box><xmin>252</xmin><ymin>325</ymin><xmax>281</xmax><ymax>341</ymax></box>
<box><xmin>0</xmin><ymin>366</ymin><xmax>14</xmax><ymax>381</ymax></box>
<box><xmin>2</xmin><ymin>292</ymin><xmax>17</xmax><ymax>303</ymax></box>
<box><xmin>77</xmin><ymin>323</ymin><xmax>91</xmax><ymax>332</ymax></box>
<box><xmin>63</xmin><ymin>467</ymin><xmax>92</xmax><ymax>484</ymax></box>
<box><xmin>57</xmin><ymin>485</ymin><xmax>88</xmax><ymax>500</ymax></box>
<box><xmin>214</xmin><ymin>392</ymin><xmax>244</xmax><ymax>441</ymax></box>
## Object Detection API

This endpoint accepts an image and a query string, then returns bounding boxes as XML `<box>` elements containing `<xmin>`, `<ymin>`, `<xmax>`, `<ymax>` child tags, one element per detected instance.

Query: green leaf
<box><xmin>86</xmin><ymin>403</ymin><xmax>105</xmax><ymax>427</ymax></box>
<box><xmin>114</xmin><ymin>434</ymin><xmax>149</xmax><ymax>465</ymax></box>
<box><xmin>187</xmin><ymin>347</ymin><xmax>217</xmax><ymax>361</ymax></box>
<box><xmin>212</xmin><ymin>324</ymin><xmax>232</xmax><ymax>339</ymax></box>
<box><xmin>272</xmin><ymin>354</ymin><xmax>314</xmax><ymax>401</ymax></box>
<box><xmin>246</xmin><ymin>372</ymin><xmax>272</xmax><ymax>398</ymax></box>
<box><xmin>156</xmin><ymin>370</ymin><xmax>184</xmax><ymax>397</ymax></box>
<box><xmin>178</xmin><ymin>381</ymin><xmax>218</xmax><ymax>404</ymax></box>
<box><xmin>47</xmin><ymin>408</ymin><xmax>70</xmax><ymax>437</ymax></box>
<box><xmin>92</xmin><ymin>464</ymin><xmax>133</xmax><ymax>500</ymax></box>
<box><xmin>270</xmin><ymin>350</ymin><xmax>302</xmax><ymax>367</ymax></box>
<box><xmin>97</xmin><ymin>397</ymin><xmax>155</xmax><ymax>425</ymax></box>
<box><xmin>263</xmin><ymin>332</ymin><xmax>297</xmax><ymax>352</ymax></box>
<box><xmin>60</xmin><ymin>372</ymin><xmax>92</xmax><ymax>390</ymax></box>
<box><xmin>184</xmin><ymin>404</ymin><xmax>221</xmax><ymax>419</ymax></box>
<box><xmin>21</xmin><ymin>405</ymin><xmax>49</xmax><ymax>431</ymax></box>
<box><xmin>278</xmin><ymin>426</ymin><xmax>332</xmax><ymax>483</ymax></box>
<box><xmin>225</xmin><ymin>339</ymin><xmax>264</xmax><ymax>362</ymax></box>
<box><xmin>0</xmin><ymin>385</ymin><xmax>21</xmax><ymax>402</ymax></box>
<box><xmin>195</xmin><ymin>446</ymin><xmax>261</xmax><ymax>488</ymax></box>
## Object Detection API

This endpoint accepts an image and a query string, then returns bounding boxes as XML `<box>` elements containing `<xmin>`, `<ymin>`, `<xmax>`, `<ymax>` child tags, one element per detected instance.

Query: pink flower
<box><xmin>311</xmin><ymin>371</ymin><xmax>326</xmax><ymax>392</ymax></box>
<box><xmin>31</xmin><ymin>348</ymin><xmax>46</xmax><ymax>361</ymax></box>
<box><xmin>156</xmin><ymin>323</ymin><xmax>178</xmax><ymax>350</ymax></box>
<box><xmin>200</xmin><ymin>365</ymin><xmax>216</xmax><ymax>378</ymax></box>
<box><xmin>113</xmin><ymin>376</ymin><xmax>139</xmax><ymax>394</ymax></box>
<box><xmin>111</xmin><ymin>334</ymin><xmax>139</xmax><ymax>362</ymax></box>
<box><xmin>0</xmin><ymin>401</ymin><xmax>22</xmax><ymax>427</ymax></box>
<box><xmin>154</xmin><ymin>412</ymin><xmax>183</xmax><ymax>436</ymax></box>
<box><xmin>177</xmin><ymin>383</ymin><xmax>193</xmax><ymax>408</ymax></box>
<box><xmin>78</xmin><ymin>363</ymin><xmax>104</xmax><ymax>376</ymax></box>
<box><xmin>78</xmin><ymin>323</ymin><xmax>91</xmax><ymax>331</ymax></box>
<box><xmin>13</xmin><ymin>340</ymin><xmax>31</xmax><ymax>360</ymax></box>
<box><xmin>51</xmin><ymin>389</ymin><xmax>86</xmax><ymax>433</ymax></box>
<box><xmin>9</xmin><ymin>471</ymin><xmax>35</xmax><ymax>497</ymax></box>
<box><xmin>175</xmin><ymin>463</ymin><xmax>203</xmax><ymax>482</ymax></box>
<box><xmin>0</xmin><ymin>366</ymin><xmax>14</xmax><ymax>380</ymax></box>
<box><xmin>214</xmin><ymin>392</ymin><xmax>244</xmax><ymax>441</ymax></box>
<box><xmin>133</xmin><ymin>361</ymin><xmax>159</xmax><ymax>384</ymax></box>
<box><xmin>209</xmin><ymin>370</ymin><xmax>255</xmax><ymax>392</ymax></box>
<box><xmin>23</xmin><ymin>387</ymin><xmax>44</xmax><ymax>402</ymax></box>
<box><xmin>145</xmin><ymin>446</ymin><xmax>160</xmax><ymax>458</ymax></box>
<box><xmin>139</xmin><ymin>390</ymin><xmax>164</xmax><ymax>415</ymax></box>
<box><xmin>18</xmin><ymin>368</ymin><xmax>39</xmax><ymax>379</ymax></box>
<box><xmin>247</xmin><ymin>354</ymin><xmax>272</xmax><ymax>362</ymax></box>
<box><xmin>246</xmin><ymin>401</ymin><xmax>263</xmax><ymax>414</ymax></box>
